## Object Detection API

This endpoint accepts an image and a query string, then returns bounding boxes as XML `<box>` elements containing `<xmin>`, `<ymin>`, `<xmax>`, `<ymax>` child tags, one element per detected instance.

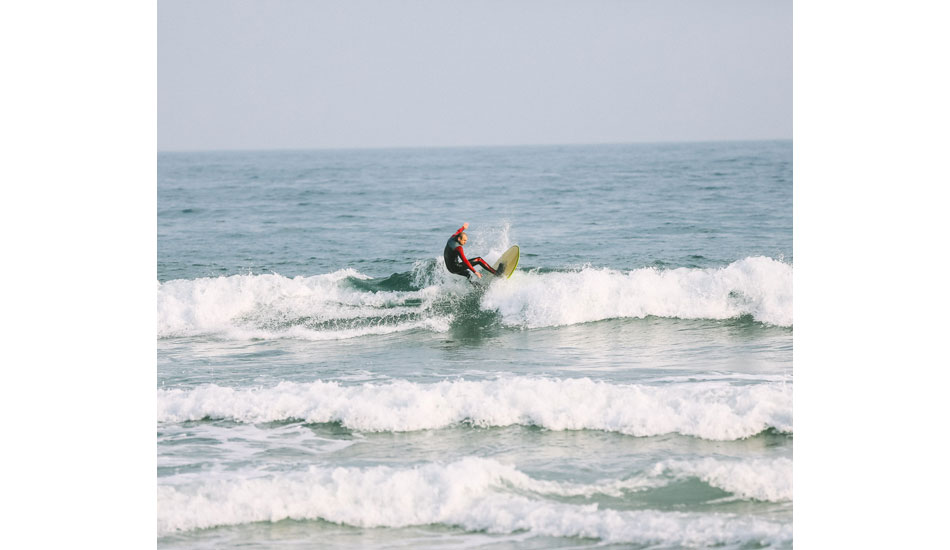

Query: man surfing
<box><xmin>444</xmin><ymin>223</ymin><xmax>500</xmax><ymax>280</ymax></box>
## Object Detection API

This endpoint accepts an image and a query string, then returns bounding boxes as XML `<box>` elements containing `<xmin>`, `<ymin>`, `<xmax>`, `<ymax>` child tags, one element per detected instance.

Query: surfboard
<box><xmin>492</xmin><ymin>245</ymin><xmax>520</xmax><ymax>279</ymax></box>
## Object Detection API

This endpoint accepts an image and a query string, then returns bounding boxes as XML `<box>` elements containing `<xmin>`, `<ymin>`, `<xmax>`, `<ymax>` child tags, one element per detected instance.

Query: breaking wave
<box><xmin>158</xmin><ymin>377</ymin><xmax>792</xmax><ymax>440</ymax></box>
<box><xmin>158</xmin><ymin>456</ymin><xmax>792</xmax><ymax>543</ymax></box>
<box><xmin>157</xmin><ymin>256</ymin><xmax>792</xmax><ymax>340</ymax></box>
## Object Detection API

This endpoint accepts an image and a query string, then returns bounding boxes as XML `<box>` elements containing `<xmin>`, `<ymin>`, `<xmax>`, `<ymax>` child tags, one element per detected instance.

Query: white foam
<box><xmin>483</xmin><ymin>256</ymin><xmax>793</xmax><ymax>327</ymax></box>
<box><xmin>157</xmin><ymin>257</ymin><xmax>792</xmax><ymax>341</ymax></box>
<box><xmin>157</xmin><ymin>269</ymin><xmax>451</xmax><ymax>340</ymax></box>
<box><xmin>158</xmin><ymin>422</ymin><xmax>356</xmax><ymax>468</ymax></box>
<box><xmin>158</xmin><ymin>377</ymin><xmax>792</xmax><ymax>440</ymax></box>
<box><xmin>157</xmin><ymin>457</ymin><xmax>791</xmax><ymax>544</ymax></box>
<box><xmin>654</xmin><ymin>457</ymin><xmax>793</xmax><ymax>502</ymax></box>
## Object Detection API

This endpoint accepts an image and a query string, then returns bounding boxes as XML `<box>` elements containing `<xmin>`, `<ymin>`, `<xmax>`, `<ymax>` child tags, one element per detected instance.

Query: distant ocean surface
<box><xmin>158</xmin><ymin>141</ymin><xmax>792</xmax><ymax>549</ymax></box>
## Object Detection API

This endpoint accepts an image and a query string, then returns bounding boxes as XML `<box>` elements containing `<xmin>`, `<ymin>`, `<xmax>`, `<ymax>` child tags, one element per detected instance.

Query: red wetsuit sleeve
<box><xmin>456</xmin><ymin>246</ymin><xmax>476</xmax><ymax>272</ymax></box>
<box><xmin>451</xmin><ymin>226</ymin><xmax>466</xmax><ymax>238</ymax></box>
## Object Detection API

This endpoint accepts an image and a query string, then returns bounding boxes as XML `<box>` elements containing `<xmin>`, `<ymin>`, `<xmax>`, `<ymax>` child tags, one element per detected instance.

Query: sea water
<box><xmin>158</xmin><ymin>140</ymin><xmax>792</xmax><ymax>548</ymax></box>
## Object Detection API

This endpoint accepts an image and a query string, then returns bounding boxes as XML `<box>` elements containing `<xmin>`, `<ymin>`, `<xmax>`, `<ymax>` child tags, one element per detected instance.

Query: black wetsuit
<box><xmin>444</xmin><ymin>226</ymin><xmax>497</xmax><ymax>278</ymax></box>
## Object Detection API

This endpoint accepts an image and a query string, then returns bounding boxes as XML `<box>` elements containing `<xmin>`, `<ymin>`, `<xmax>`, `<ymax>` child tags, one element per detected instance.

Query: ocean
<box><xmin>157</xmin><ymin>140</ymin><xmax>793</xmax><ymax>548</ymax></box>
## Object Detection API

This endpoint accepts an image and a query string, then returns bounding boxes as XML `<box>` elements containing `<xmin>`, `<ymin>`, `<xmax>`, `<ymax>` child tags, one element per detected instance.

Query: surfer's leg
<box><xmin>448</xmin><ymin>267</ymin><xmax>475</xmax><ymax>282</ymax></box>
<box><xmin>467</xmin><ymin>257</ymin><xmax>498</xmax><ymax>275</ymax></box>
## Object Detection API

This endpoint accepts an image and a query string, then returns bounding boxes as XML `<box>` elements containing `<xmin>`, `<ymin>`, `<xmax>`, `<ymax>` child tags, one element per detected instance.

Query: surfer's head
<box><xmin>457</xmin><ymin>232</ymin><xmax>468</xmax><ymax>245</ymax></box>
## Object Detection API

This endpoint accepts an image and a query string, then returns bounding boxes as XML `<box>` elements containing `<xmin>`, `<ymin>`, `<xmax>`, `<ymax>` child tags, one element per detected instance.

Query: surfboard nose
<box><xmin>491</xmin><ymin>245</ymin><xmax>520</xmax><ymax>279</ymax></box>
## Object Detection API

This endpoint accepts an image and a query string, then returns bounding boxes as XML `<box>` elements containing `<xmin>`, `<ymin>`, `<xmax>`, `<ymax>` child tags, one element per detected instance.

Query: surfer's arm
<box><xmin>451</xmin><ymin>222</ymin><xmax>469</xmax><ymax>237</ymax></box>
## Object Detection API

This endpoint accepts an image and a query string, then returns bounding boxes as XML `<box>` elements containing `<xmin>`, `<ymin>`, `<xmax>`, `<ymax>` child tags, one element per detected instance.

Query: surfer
<box><xmin>444</xmin><ymin>223</ymin><xmax>500</xmax><ymax>280</ymax></box>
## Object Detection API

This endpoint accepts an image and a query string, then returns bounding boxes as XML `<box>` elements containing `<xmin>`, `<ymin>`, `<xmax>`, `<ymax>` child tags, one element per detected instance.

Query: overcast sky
<box><xmin>158</xmin><ymin>0</ymin><xmax>791</xmax><ymax>151</ymax></box>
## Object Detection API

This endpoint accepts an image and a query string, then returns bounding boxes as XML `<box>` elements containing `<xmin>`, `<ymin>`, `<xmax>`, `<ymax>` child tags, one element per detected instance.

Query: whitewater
<box><xmin>158</xmin><ymin>457</ymin><xmax>792</xmax><ymax>542</ymax></box>
<box><xmin>158</xmin><ymin>256</ymin><xmax>792</xmax><ymax>341</ymax></box>
<box><xmin>158</xmin><ymin>377</ymin><xmax>791</xmax><ymax>439</ymax></box>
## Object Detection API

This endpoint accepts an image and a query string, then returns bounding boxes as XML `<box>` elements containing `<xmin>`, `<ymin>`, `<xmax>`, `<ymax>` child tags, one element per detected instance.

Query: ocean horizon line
<box><xmin>157</xmin><ymin>137</ymin><xmax>792</xmax><ymax>155</ymax></box>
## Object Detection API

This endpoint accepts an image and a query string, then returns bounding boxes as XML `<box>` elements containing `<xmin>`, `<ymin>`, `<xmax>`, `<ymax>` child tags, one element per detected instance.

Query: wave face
<box><xmin>157</xmin><ymin>377</ymin><xmax>792</xmax><ymax>440</ymax></box>
<box><xmin>157</xmin><ymin>257</ymin><xmax>792</xmax><ymax>340</ymax></box>
<box><xmin>157</xmin><ymin>457</ymin><xmax>792</xmax><ymax>543</ymax></box>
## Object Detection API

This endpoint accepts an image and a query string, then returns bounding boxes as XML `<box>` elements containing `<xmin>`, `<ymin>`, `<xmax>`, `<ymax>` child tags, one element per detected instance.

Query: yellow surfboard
<box><xmin>492</xmin><ymin>246</ymin><xmax>520</xmax><ymax>279</ymax></box>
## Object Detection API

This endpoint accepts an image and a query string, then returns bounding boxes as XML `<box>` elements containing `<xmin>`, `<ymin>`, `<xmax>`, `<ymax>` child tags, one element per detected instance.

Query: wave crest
<box><xmin>158</xmin><ymin>457</ymin><xmax>791</xmax><ymax>542</ymax></box>
<box><xmin>157</xmin><ymin>257</ymin><xmax>792</xmax><ymax>340</ymax></box>
<box><xmin>483</xmin><ymin>256</ymin><xmax>792</xmax><ymax>327</ymax></box>
<box><xmin>158</xmin><ymin>377</ymin><xmax>792</xmax><ymax>440</ymax></box>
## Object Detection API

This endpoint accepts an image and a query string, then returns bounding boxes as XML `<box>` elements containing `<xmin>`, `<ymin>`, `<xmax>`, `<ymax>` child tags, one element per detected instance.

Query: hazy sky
<box><xmin>158</xmin><ymin>0</ymin><xmax>791</xmax><ymax>151</ymax></box>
